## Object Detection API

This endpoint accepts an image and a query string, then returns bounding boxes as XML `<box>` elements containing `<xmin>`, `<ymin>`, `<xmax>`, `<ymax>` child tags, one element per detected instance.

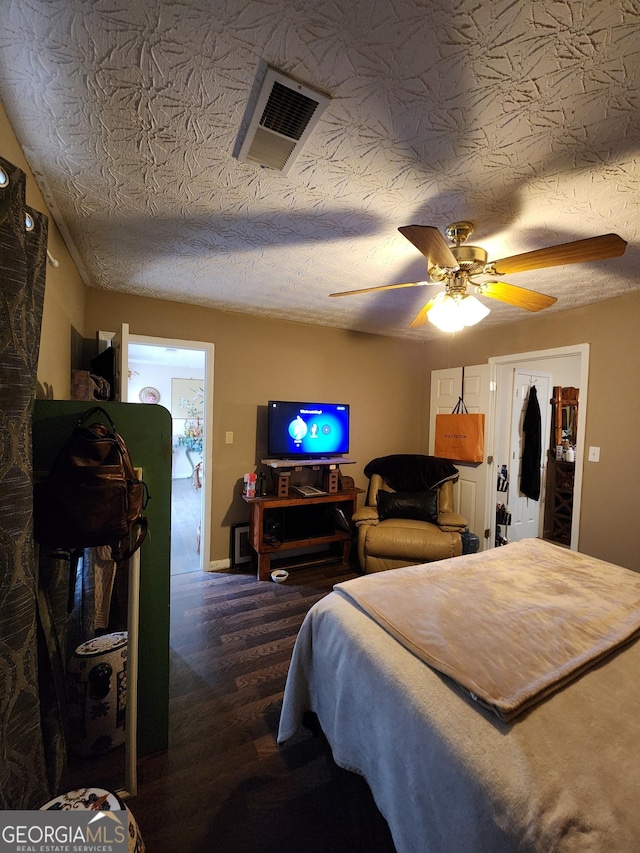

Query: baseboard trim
<box><xmin>207</xmin><ymin>559</ymin><xmax>231</xmax><ymax>572</ymax></box>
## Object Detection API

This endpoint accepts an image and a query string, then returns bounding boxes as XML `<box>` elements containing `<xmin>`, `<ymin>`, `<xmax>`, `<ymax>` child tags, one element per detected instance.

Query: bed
<box><xmin>277</xmin><ymin>538</ymin><xmax>640</xmax><ymax>852</ymax></box>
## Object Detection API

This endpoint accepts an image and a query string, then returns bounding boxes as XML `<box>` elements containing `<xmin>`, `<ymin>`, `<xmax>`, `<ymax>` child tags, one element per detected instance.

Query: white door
<box><xmin>429</xmin><ymin>364</ymin><xmax>495</xmax><ymax>550</ymax></box>
<box><xmin>507</xmin><ymin>370</ymin><xmax>552</xmax><ymax>542</ymax></box>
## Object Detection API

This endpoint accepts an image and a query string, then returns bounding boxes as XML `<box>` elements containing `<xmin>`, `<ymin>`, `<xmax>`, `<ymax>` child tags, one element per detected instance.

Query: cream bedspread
<box><xmin>334</xmin><ymin>538</ymin><xmax>640</xmax><ymax>720</ymax></box>
<box><xmin>278</xmin><ymin>540</ymin><xmax>640</xmax><ymax>852</ymax></box>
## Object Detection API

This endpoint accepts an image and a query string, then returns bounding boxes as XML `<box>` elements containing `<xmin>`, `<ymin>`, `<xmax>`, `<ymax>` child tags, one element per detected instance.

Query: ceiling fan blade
<box><xmin>330</xmin><ymin>280</ymin><xmax>427</xmax><ymax>297</ymax></box>
<box><xmin>491</xmin><ymin>234</ymin><xmax>627</xmax><ymax>275</ymax></box>
<box><xmin>480</xmin><ymin>281</ymin><xmax>557</xmax><ymax>312</ymax></box>
<box><xmin>398</xmin><ymin>225</ymin><xmax>458</xmax><ymax>268</ymax></box>
<box><xmin>409</xmin><ymin>296</ymin><xmax>441</xmax><ymax>328</ymax></box>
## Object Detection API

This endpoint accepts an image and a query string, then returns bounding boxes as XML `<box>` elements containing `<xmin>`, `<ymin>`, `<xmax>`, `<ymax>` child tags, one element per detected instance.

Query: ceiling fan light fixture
<box><xmin>426</xmin><ymin>293</ymin><xmax>464</xmax><ymax>332</ymax></box>
<box><xmin>332</xmin><ymin>223</ymin><xmax>626</xmax><ymax>331</ymax></box>
<box><xmin>458</xmin><ymin>293</ymin><xmax>491</xmax><ymax>326</ymax></box>
<box><xmin>427</xmin><ymin>292</ymin><xmax>490</xmax><ymax>332</ymax></box>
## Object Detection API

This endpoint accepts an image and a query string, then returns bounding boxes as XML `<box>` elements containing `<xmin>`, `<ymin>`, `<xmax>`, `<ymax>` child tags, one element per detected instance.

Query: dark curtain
<box><xmin>0</xmin><ymin>156</ymin><xmax>49</xmax><ymax>807</ymax></box>
<box><xmin>520</xmin><ymin>384</ymin><xmax>542</xmax><ymax>501</ymax></box>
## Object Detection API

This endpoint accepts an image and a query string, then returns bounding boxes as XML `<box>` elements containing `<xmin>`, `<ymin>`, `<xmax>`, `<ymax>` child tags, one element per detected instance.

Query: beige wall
<box><xmin>421</xmin><ymin>291</ymin><xmax>640</xmax><ymax>571</ymax></box>
<box><xmin>85</xmin><ymin>290</ymin><xmax>640</xmax><ymax>571</ymax></box>
<box><xmin>1</xmin><ymin>103</ymin><xmax>86</xmax><ymax>399</ymax></box>
<box><xmin>84</xmin><ymin>290</ymin><xmax>425</xmax><ymax>562</ymax></box>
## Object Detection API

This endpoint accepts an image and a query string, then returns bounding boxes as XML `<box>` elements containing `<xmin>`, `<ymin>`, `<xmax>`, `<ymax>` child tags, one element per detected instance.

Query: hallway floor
<box><xmin>171</xmin><ymin>476</ymin><xmax>202</xmax><ymax>574</ymax></box>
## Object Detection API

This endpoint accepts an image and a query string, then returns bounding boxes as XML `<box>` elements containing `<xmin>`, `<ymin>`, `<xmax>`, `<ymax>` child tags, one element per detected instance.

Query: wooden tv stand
<box><xmin>243</xmin><ymin>489</ymin><xmax>362</xmax><ymax>581</ymax></box>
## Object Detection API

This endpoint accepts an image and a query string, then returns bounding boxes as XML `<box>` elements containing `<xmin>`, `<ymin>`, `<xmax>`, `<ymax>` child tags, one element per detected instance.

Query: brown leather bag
<box><xmin>34</xmin><ymin>406</ymin><xmax>149</xmax><ymax>561</ymax></box>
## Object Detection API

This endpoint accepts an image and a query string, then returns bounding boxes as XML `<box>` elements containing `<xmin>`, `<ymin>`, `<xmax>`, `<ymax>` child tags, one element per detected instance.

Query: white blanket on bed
<box><xmin>278</xmin><ymin>544</ymin><xmax>640</xmax><ymax>852</ymax></box>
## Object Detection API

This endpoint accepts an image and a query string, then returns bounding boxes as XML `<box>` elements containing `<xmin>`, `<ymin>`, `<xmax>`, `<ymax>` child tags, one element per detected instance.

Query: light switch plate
<box><xmin>225</xmin><ymin>431</ymin><xmax>233</xmax><ymax>444</ymax></box>
<box><xmin>588</xmin><ymin>446</ymin><xmax>600</xmax><ymax>462</ymax></box>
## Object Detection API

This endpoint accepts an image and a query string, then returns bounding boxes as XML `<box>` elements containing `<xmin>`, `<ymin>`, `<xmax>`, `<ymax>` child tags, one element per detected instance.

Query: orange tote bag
<box><xmin>434</xmin><ymin>398</ymin><xmax>485</xmax><ymax>463</ymax></box>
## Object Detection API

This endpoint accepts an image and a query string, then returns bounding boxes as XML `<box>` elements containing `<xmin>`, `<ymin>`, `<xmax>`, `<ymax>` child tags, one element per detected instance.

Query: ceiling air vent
<box><xmin>237</xmin><ymin>67</ymin><xmax>331</xmax><ymax>175</ymax></box>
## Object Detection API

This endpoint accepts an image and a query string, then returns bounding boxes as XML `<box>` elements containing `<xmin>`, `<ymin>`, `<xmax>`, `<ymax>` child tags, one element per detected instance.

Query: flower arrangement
<box><xmin>176</xmin><ymin>388</ymin><xmax>204</xmax><ymax>454</ymax></box>
<box><xmin>177</xmin><ymin>418</ymin><xmax>203</xmax><ymax>454</ymax></box>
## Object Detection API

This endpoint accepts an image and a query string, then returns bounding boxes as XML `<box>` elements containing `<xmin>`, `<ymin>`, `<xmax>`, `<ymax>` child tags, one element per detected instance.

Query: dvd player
<box><xmin>292</xmin><ymin>485</ymin><xmax>327</xmax><ymax>498</ymax></box>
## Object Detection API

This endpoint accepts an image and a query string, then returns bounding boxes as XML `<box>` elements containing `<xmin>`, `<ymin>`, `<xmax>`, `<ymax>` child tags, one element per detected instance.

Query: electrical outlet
<box><xmin>588</xmin><ymin>446</ymin><xmax>600</xmax><ymax>462</ymax></box>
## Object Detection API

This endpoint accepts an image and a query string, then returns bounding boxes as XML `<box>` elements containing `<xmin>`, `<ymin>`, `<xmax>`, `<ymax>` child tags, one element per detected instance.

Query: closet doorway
<box><xmin>491</xmin><ymin>344</ymin><xmax>587</xmax><ymax>551</ymax></box>
<box><xmin>431</xmin><ymin>344</ymin><xmax>588</xmax><ymax>553</ymax></box>
<box><xmin>125</xmin><ymin>335</ymin><xmax>214</xmax><ymax>575</ymax></box>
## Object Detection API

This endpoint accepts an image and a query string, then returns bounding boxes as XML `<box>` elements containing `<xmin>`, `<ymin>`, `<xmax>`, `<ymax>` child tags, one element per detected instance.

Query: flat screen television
<box><xmin>267</xmin><ymin>400</ymin><xmax>350</xmax><ymax>459</ymax></box>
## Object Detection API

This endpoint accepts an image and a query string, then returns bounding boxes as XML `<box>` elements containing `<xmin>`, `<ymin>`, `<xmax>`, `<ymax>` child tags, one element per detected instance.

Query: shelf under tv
<box><xmin>242</xmin><ymin>487</ymin><xmax>363</xmax><ymax>580</ymax></box>
<box><xmin>262</xmin><ymin>457</ymin><xmax>356</xmax><ymax>468</ymax></box>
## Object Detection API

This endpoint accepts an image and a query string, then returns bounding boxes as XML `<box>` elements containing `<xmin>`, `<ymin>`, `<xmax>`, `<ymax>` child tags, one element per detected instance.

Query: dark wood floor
<box><xmin>130</xmin><ymin>560</ymin><xmax>397</xmax><ymax>853</ymax></box>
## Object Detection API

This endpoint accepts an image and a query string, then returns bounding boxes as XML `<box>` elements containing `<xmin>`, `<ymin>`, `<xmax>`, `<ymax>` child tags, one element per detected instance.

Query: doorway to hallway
<box><xmin>126</xmin><ymin>337</ymin><xmax>214</xmax><ymax>575</ymax></box>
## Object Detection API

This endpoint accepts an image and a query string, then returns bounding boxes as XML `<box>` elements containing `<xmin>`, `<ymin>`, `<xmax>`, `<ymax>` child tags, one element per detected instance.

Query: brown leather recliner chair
<box><xmin>352</xmin><ymin>455</ymin><xmax>468</xmax><ymax>574</ymax></box>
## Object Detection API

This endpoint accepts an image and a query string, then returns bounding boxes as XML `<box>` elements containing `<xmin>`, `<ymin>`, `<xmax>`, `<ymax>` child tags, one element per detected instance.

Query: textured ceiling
<box><xmin>0</xmin><ymin>0</ymin><xmax>638</xmax><ymax>340</ymax></box>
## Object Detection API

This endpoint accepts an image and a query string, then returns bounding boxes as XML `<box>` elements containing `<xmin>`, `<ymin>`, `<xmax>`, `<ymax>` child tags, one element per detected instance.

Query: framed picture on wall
<box><xmin>171</xmin><ymin>378</ymin><xmax>204</xmax><ymax>418</ymax></box>
<box><xmin>231</xmin><ymin>523</ymin><xmax>251</xmax><ymax>568</ymax></box>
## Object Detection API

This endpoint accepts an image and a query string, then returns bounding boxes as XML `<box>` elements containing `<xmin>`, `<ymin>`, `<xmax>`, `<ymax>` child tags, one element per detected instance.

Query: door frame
<box><xmin>130</xmin><ymin>334</ymin><xmax>214</xmax><ymax>572</ymax></box>
<box><xmin>99</xmin><ymin>329</ymin><xmax>215</xmax><ymax>571</ymax></box>
<box><xmin>489</xmin><ymin>344</ymin><xmax>589</xmax><ymax>550</ymax></box>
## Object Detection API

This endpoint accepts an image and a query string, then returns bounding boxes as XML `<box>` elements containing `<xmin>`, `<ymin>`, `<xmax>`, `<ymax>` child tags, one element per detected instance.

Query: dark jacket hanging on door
<box><xmin>520</xmin><ymin>384</ymin><xmax>542</xmax><ymax>500</ymax></box>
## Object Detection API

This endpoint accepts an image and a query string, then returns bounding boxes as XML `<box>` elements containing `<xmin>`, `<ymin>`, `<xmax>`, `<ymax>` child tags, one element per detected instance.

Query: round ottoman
<box><xmin>67</xmin><ymin>631</ymin><xmax>127</xmax><ymax>756</ymax></box>
<box><xmin>40</xmin><ymin>787</ymin><xmax>144</xmax><ymax>852</ymax></box>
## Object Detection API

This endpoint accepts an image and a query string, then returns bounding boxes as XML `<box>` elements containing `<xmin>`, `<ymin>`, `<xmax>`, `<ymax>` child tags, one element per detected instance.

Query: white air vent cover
<box><xmin>237</xmin><ymin>68</ymin><xmax>331</xmax><ymax>175</ymax></box>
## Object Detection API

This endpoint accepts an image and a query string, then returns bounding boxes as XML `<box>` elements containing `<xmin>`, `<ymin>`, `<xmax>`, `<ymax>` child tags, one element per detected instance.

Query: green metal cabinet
<box><xmin>33</xmin><ymin>400</ymin><xmax>172</xmax><ymax>757</ymax></box>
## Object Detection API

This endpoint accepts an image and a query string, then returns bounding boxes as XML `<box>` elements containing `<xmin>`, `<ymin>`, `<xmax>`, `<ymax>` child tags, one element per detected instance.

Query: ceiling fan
<box><xmin>330</xmin><ymin>222</ymin><xmax>627</xmax><ymax>332</ymax></box>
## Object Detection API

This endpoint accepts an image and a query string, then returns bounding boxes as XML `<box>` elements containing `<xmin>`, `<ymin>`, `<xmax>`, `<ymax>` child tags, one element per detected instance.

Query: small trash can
<box><xmin>40</xmin><ymin>786</ymin><xmax>145</xmax><ymax>852</ymax></box>
<box><xmin>67</xmin><ymin>631</ymin><xmax>127</xmax><ymax>757</ymax></box>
